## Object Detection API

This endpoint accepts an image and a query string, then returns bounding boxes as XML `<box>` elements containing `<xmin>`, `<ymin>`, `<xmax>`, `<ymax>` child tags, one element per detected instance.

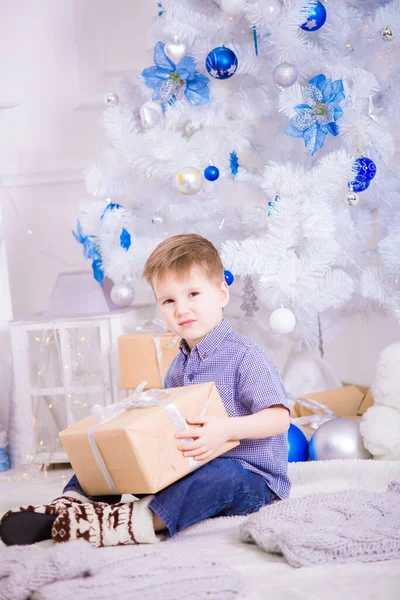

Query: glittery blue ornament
<box><xmin>204</xmin><ymin>165</ymin><xmax>220</xmax><ymax>181</ymax></box>
<box><xmin>300</xmin><ymin>1</ymin><xmax>327</xmax><ymax>32</ymax></box>
<box><xmin>230</xmin><ymin>151</ymin><xmax>239</xmax><ymax>177</ymax></box>
<box><xmin>206</xmin><ymin>47</ymin><xmax>238</xmax><ymax>80</ymax></box>
<box><xmin>224</xmin><ymin>269</ymin><xmax>234</xmax><ymax>286</ymax></box>
<box><xmin>288</xmin><ymin>424</ymin><xmax>309</xmax><ymax>462</ymax></box>
<box><xmin>0</xmin><ymin>447</ymin><xmax>9</xmax><ymax>471</ymax></box>
<box><xmin>120</xmin><ymin>228</ymin><xmax>131</xmax><ymax>251</ymax></box>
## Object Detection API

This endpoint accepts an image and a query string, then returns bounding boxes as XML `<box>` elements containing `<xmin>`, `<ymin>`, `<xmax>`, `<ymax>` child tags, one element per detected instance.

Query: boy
<box><xmin>0</xmin><ymin>234</ymin><xmax>290</xmax><ymax>547</ymax></box>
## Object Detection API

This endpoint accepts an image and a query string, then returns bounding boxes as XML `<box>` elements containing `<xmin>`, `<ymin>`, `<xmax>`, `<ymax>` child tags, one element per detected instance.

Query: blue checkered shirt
<box><xmin>164</xmin><ymin>319</ymin><xmax>291</xmax><ymax>499</ymax></box>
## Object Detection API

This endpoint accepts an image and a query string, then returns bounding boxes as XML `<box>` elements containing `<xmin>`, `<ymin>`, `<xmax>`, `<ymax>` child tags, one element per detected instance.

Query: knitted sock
<box><xmin>52</xmin><ymin>496</ymin><xmax>159</xmax><ymax>548</ymax></box>
<box><xmin>0</xmin><ymin>491</ymin><xmax>91</xmax><ymax>546</ymax></box>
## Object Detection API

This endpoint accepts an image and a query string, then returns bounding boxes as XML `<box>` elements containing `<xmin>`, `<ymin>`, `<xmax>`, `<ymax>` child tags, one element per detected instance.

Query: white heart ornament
<box><xmin>140</xmin><ymin>101</ymin><xmax>163</xmax><ymax>129</ymax></box>
<box><xmin>164</xmin><ymin>41</ymin><xmax>187</xmax><ymax>66</ymax></box>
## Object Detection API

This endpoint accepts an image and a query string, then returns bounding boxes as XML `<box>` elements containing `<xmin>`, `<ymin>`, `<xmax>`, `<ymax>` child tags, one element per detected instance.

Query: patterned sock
<box><xmin>52</xmin><ymin>495</ymin><xmax>159</xmax><ymax>548</ymax></box>
<box><xmin>0</xmin><ymin>491</ymin><xmax>94</xmax><ymax>546</ymax></box>
<box><xmin>0</xmin><ymin>490</ymin><xmax>90</xmax><ymax>523</ymax></box>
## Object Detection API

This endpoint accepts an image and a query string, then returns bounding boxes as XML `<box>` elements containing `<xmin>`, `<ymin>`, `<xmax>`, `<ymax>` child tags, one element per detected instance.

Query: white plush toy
<box><xmin>360</xmin><ymin>342</ymin><xmax>400</xmax><ymax>460</ymax></box>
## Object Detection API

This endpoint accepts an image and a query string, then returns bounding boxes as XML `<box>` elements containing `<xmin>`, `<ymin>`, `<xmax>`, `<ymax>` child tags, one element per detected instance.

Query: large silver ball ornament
<box><xmin>309</xmin><ymin>417</ymin><xmax>372</xmax><ymax>461</ymax></box>
<box><xmin>105</xmin><ymin>92</ymin><xmax>119</xmax><ymax>108</ymax></box>
<box><xmin>140</xmin><ymin>101</ymin><xmax>163</xmax><ymax>129</ymax></box>
<box><xmin>164</xmin><ymin>40</ymin><xmax>187</xmax><ymax>65</ymax></box>
<box><xmin>175</xmin><ymin>167</ymin><xmax>203</xmax><ymax>195</ymax></box>
<box><xmin>381</xmin><ymin>25</ymin><xmax>396</xmax><ymax>42</ymax></box>
<box><xmin>110</xmin><ymin>283</ymin><xmax>135</xmax><ymax>308</ymax></box>
<box><xmin>273</xmin><ymin>62</ymin><xmax>298</xmax><ymax>88</ymax></box>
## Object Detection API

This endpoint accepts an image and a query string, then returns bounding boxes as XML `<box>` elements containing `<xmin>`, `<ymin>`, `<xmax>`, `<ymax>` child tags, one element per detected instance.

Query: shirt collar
<box><xmin>179</xmin><ymin>319</ymin><xmax>232</xmax><ymax>361</ymax></box>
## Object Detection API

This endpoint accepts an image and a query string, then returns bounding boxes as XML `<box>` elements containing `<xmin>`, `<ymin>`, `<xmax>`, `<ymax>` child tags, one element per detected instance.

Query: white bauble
<box><xmin>110</xmin><ymin>283</ymin><xmax>135</xmax><ymax>308</ymax></box>
<box><xmin>220</xmin><ymin>0</ymin><xmax>246</xmax><ymax>16</ymax></box>
<box><xmin>164</xmin><ymin>40</ymin><xmax>187</xmax><ymax>65</ymax></box>
<box><xmin>140</xmin><ymin>101</ymin><xmax>163</xmax><ymax>129</ymax></box>
<box><xmin>269</xmin><ymin>308</ymin><xmax>296</xmax><ymax>334</ymax></box>
<box><xmin>175</xmin><ymin>167</ymin><xmax>203</xmax><ymax>195</ymax></box>
<box><xmin>265</xmin><ymin>0</ymin><xmax>282</xmax><ymax>19</ymax></box>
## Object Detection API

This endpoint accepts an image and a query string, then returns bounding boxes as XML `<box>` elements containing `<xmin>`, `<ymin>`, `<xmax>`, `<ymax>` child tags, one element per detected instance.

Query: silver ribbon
<box><xmin>288</xmin><ymin>393</ymin><xmax>336</xmax><ymax>440</ymax></box>
<box><xmin>89</xmin><ymin>381</ymin><xmax>200</xmax><ymax>494</ymax></box>
<box><xmin>154</xmin><ymin>334</ymin><xmax>180</xmax><ymax>387</ymax></box>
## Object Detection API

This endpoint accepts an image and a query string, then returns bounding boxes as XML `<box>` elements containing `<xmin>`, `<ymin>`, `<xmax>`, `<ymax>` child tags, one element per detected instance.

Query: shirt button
<box><xmin>188</xmin><ymin>374</ymin><xmax>194</xmax><ymax>381</ymax></box>
<box><xmin>203</xmin><ymin>353</ymin><xmax>208</xmax><ymax>359</ymax></box>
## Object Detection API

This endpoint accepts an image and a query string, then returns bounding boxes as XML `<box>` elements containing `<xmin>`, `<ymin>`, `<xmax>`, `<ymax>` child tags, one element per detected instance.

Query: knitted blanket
<box><xmin>241</xmin><ymin>481</ymin><xmax>400</xmax><ymax>568</ymax></box>
<box><xmin>0</xmin><ymin>539</ymin><xmax>242</xmax><ymax>600</ymax></box>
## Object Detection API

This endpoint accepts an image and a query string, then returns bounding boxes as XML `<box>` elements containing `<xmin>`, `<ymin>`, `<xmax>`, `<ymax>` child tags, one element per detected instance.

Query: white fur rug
<box><xmin>1</xmin><ymin>459</ymin><xmax>400</xmax><ymax>600</ymax></box>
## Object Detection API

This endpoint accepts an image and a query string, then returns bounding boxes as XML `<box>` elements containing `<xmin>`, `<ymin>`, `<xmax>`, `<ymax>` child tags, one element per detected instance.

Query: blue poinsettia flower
<box><xmin>138</xmin><ymin>42</ymin><xmax>211</xmax><ymax>112</ymax></box>
<box><xmin>286</xmin><ymin>74</ymin><xmax>345</xmax><ymax>156</ymax></box>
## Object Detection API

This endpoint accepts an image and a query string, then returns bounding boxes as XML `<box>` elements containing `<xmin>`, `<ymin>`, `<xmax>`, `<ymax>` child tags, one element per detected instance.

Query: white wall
<box><xmin>0</xmin><ymin>0</ymin><xmax>399</xmax><ymax>431</ymax></box>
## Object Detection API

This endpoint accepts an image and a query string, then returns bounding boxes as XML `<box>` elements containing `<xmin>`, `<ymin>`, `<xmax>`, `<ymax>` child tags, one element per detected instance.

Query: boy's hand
<box><xmin>175</xmin><ymin>416</ymin><xmax>230</xmax><ymax>461</ymax></box>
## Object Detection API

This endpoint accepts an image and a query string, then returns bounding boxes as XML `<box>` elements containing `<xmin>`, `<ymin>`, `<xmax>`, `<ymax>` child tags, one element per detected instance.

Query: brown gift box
<box><xmin>118</xmin><ymin>331</ymin><xmax>180</xmax><ymax>390</ymax></box>
<box><xmin>59</xmin><ymin>382</ymin><xmax>239</xmax><ymax>496</ymax></box>
<box><xmin>290</xmin><ymin>384</ymin><xmax>374</xmax><ymax>434</ymax></box>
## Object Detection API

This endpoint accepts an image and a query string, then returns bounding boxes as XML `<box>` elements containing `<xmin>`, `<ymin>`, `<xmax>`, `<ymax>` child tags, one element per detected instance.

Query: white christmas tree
<box><xmin>75</xmin><ymin>0</ymin><xmax>400</xmax><ymax>364</ymax></box>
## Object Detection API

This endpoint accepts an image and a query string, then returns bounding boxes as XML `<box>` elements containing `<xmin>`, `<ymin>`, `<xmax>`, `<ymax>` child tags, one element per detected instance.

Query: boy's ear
<box><xmin>220</xmin><ymin>281</ymin><xmax>230</xmax><ymax>308</ymax></box>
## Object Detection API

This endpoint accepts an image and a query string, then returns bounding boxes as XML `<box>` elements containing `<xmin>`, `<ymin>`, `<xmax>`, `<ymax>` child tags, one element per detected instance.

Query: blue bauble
<box><xmin>206</xmin><ymin>46</ymin><xmax>238</xmax><ymax>80</ymax></box>
<box><xmin>348</xmin><ymin>179</ymin><xmax>370</xmax><ymax>193</ymax></box>
<box><xmin>288</xmin><ymin>423</ymin><xmax>309</xmax><ymax>462</ymax></box>
<box><xmin>204</xmin><ymin>165</ymin><xmax>220</xmax><ymax>181</ymax></box>
<box><xmin>224</xmin><ymin>269</ymin><xmax>234</xmax><ymax>286</ymax></box>
<box><xmin>300</xmin><ymin>1</ymin><xmax>327</xmax><ymax>31</ymax></box>
<box><xmin>353</xmin><ymin>157</ymin><xmax>377</xmax><ymax>183</ymax></box>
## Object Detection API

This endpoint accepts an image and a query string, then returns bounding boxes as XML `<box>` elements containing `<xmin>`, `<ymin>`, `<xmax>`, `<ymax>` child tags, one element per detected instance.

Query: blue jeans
<box><xmin>63</xmin><ymin>458</ymin><xmax>279</xmax><ymax>537</ymax></box>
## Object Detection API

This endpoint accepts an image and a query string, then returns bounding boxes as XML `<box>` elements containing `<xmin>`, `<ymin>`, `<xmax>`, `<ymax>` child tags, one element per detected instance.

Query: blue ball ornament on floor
<box><xmin>224</xmin><ymin>269</ymin><xmax>234</xmax><ymax>286</ymax></box>
<box><xmin>300</xmin><ymin>1</ymin><xmax>327</xmax><ymax>32</ymax></box>
<box><xmin>288</xmin><ymin>423</ymin><xmax>309</xmax><ymax>462</ymax></box>
<box><xmin>206</xmin><ymin>47</ymin><xmax>238</xmax><ymax>80</ymax></box>
<box><xmin>204</xmin><ymin>165</ymin><xmax>220</xmax><ymax>181</ymax></box>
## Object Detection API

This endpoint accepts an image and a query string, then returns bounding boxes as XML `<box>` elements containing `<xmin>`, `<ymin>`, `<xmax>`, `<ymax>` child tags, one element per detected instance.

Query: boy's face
<box><xmin>153</xmin><ymin>266</ymin><xmax>229</xmax><ymax>349</ymax></box>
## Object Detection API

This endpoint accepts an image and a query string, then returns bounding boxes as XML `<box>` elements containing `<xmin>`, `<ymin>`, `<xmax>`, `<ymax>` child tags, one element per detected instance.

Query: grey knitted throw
<box><xmin>240</xmin><ymin>482</ymin><xmax>400</xmax><ymax>568</ymax></box>
<box><xmin>0</xmin><ymin>539</ymin><xmax>242</xmax><ymax>600</ymax></box>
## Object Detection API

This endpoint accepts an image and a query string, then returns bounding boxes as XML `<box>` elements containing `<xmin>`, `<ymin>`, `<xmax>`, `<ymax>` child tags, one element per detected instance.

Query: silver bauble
<box><xmin>105</xmin><ymin>92</ymin><xmax>119</xmax><ymax>108</ymax></box>
<box><xmin>345</xmin><ymin>190</ymin><xmax>359</xmax><ymax>206</ymax></box>
<box><xmin>110</xmin><ymin>283</ymin><xmax>135</xmax><ymax>308</ymax></box>
<box><xmin>164</xmin><ymin>40</ymin><xmax>187</xmax><ymax>65</ymax></box>
<box><xmin>175</xmin><ymin>167</ymin><xmax>203</xmax><ymax>195</ymax></box>
<box><xmin>273</xmin><ymin>62</ymin><xmax>298</xmax><ymax>88</ymax></box>
<box><xmin>309</xmin><ymin>417</ymin><xmax>372</xmax><ymax>461</ymax></box>
<box><xmin>220</xmin><ymin>0</ymin><xmax>246</xmax><ymax>16</ymax></box>
<box><xmin>140</xmin><ymin>101</ymin><xmax>163</xmax><ymax>129</ymax></box>
<box><xmin>269</xmin><ymin>307</ymin><xmax>296</xmax><ymax>334</ymax></box>
<box><xmin>381</xmin><ymin>25</ymin><xmax>396</xmax><ymax>42</ymax></box>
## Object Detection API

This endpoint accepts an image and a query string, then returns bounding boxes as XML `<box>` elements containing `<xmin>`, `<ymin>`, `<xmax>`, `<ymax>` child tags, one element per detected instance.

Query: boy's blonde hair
<box><xmin>143</xmin><ymin>234</ymin><xmax>224</xmax><ymax>287</ymax></box>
